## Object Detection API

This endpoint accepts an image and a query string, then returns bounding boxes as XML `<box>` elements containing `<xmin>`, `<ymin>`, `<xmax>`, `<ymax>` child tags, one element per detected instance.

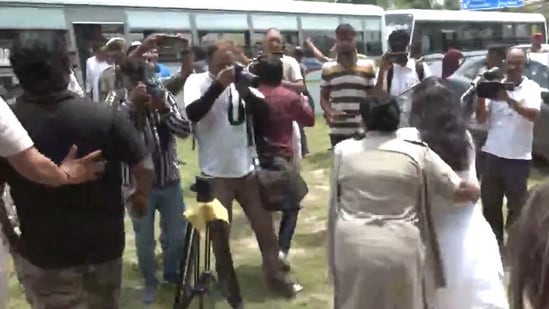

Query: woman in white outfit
<box><xmin>402</xmin><ymin>81</ymin><xmax>509</xmax><ymax>309</ymax></box>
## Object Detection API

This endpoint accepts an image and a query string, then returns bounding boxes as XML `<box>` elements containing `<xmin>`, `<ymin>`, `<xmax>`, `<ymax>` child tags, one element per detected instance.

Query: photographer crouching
<box><xmin>183</xmin><ymin>40</ymin><xmax>298</xmax><ymax>307</ymax></box>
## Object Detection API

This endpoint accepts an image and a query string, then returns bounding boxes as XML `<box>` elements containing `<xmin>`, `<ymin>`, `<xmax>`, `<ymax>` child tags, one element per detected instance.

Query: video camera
<box><xmin>234</xmin><ymin>63</ymin><xmax>259</xmax><ymax>89</ymax></box>
<box><xmin>460</xmin><ymin>67</ymin><xmax>505</xmax><ymax>103</ymax></box>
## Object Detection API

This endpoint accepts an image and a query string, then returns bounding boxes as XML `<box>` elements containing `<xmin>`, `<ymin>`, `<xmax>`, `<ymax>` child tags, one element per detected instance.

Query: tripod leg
<box><xmin>173</xmin><ymin>226</ymin><xmax>199</xmax><ymax>309</ymax></box>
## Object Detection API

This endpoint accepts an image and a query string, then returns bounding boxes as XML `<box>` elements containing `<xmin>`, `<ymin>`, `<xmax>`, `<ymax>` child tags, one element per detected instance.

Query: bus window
<box><xmin>195</xmin><ymin>12</ymin><xmax>251</xmax><ymax>55</ymax></box>
<box><xmin>72</xmin><ymin>23</ymin><xmax>124</xmax><ymax>82</ymax></box>
<box><xmin>365</xmin><ymin>17</ymin><xmax>383</xmax><ymax>56</ymax></box>
<box><xmin>251</xmin><ymin>14</ymin><xmax>299</xmax><ymax>56</ymax></box>
<box><xmin>385</xmin><ymin>14</ymin><xmax>414</xmax><ymax>38</ymax></box>
<box><xmin>516</xmin><ymin>23</ymin><xmax>529</xmax><ymax>40</ymax></box>
<box><xmin>301</xmin><ymin>15</ymin><xmax>340</xmax><ymax>57</ymax></box>
<box><xmin>341</xmin><ymin>17</ymin><xmax>366</xmax><ymax>54</ymax></box>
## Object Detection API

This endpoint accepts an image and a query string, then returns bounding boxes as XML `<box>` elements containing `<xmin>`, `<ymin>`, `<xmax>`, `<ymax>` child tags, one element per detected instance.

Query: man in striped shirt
<box><xmin>320</xmin><ymin>24</ymin><xmax>377</xmax><ymax>147</ymax></box>
<box><xmin>117</xmin><ymin>58</ymin><xmax>191</xmax><ymax>304</ymax></box>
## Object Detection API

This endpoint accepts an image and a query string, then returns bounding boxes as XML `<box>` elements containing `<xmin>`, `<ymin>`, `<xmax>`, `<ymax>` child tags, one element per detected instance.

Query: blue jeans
<box><xmin>278</xmin><ymin>209</ymin><xmax>299</xmax><ymax>255</ymax></box>
<box><xmin>131</xmin><ymin>181</ymin><xmax>187</xmax><ymax>287</ymax></box>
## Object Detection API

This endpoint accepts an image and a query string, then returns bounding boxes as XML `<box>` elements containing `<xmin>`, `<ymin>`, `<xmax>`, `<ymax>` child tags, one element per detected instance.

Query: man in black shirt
<box><xmin>0</xmin><ymin>32</ymin><xmax>153</xmax><ymax>308</ymax></box>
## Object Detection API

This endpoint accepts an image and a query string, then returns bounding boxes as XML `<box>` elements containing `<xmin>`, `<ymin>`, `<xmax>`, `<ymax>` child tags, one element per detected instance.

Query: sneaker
<box><xmin>141</xmin><ymin>285</ymin><xmax>158</xmax><ymax>304</ymax></box>
<box><xmin>278</xmin><ymin>251</ymin><xmax>291</xmax><ymax>272</ymax></box>
<box><xmin>267</xmin><ymin>275</ymin><xmax>298</xmax><ymax>299</ymax></box>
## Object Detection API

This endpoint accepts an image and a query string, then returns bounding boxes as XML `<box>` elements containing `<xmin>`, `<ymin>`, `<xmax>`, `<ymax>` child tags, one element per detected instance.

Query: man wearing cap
<box><xmin>98</xmin><ymin>38</ymin><xmax>127</xmax><ymax>103</ymax></box>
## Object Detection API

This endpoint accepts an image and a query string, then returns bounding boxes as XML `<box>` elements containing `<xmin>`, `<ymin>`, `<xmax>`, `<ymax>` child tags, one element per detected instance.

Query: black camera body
<box><xmin>234</xmin><ymin>63</ymin><xmax>259</xmax><ymax>89</ymax></box>
<box><xmin>145</xmin><ymin>79</ymin><xmax>167</xmax><ymax>100</ymax></box>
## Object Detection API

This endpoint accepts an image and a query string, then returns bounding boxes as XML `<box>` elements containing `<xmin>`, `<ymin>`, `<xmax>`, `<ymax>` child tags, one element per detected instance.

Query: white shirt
<box><xmin>86</xmin><ymin>56</ymin><xmax>111</xmax><ymax>101</ymax></box>
<box><xmin>68</xmin><ymin>71</ymin><xmax>84</xmax><ymax>97</ymax></box>
<box><xmin>280</xmin><ymin>55</ymin><xmax>304</xmax><ymax>162</ymax></box>
<box><xmin>482</xmin><ymin>77</ymin><xmax>541</xmax><ymax>160</ymax></box>
<box><xmin>183</xmin><ymin>72</ymin><xmax>254</xmax><ymax>178</ymax></box>
<box><xmin>382</xmin><ymin>59</ymin><xmax>432</xmax><ymax>127</ymax></box>
<box><xmin>281</xmin><ymin>55</ymin><xmax>303</xmax><ymax>82</ymax></box>
<box><xmin>0</xmin><ymin>97</ymin><xmax>33</xmax><ymax>157</ymax></box>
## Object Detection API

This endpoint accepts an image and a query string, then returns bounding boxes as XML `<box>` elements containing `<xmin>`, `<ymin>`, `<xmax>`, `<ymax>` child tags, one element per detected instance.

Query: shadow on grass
<box><xmin>303</xmin><ymin>151</ymin><xmax>332</xmax><ymax>171</ymax></box>
<box><xmin>235</xmin><ymin>263</ymin><xmax>280</xmax><ymax>304</ymax></box>
<box><xmin>530</xmin><ymin>159</ymin><xmax>549</xmax><ymax>186</ymax></box>
<box><xmin>292</xmin><ymin>229</ymin><xmax>326</xmax><ymax>249</ymax></box>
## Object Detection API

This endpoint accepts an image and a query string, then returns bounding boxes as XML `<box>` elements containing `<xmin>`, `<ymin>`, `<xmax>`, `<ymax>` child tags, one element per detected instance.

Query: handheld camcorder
<box><xmin>474</xmin><ymin>67</ymin><xmax>513</xmax><ymax>99</ymax></box>
<box><xmin>234</xmin><ymin>63</ymin><xmax>260</xmax><ymax>89</ymax></box>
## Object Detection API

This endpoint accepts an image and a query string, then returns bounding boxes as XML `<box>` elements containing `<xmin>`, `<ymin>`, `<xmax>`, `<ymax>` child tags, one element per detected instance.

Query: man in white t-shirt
<box><xmin>476</xmin><ymin>48</ymin><xmax>541</xmax><ymax>247</ymax></box>
<box><xmin>375</xmin><ymin>29</ymin><xmax>432</xmax><ymax>128</ymax></box>
<box><xmin>85</xmin><ymin>43</ymin><xmax>110</xmax><ymax>101</ymax></box>
<box><xmin>183</xmin><ymin>41</ymin><xmax>297</xmax><ymax>308</ymax></box>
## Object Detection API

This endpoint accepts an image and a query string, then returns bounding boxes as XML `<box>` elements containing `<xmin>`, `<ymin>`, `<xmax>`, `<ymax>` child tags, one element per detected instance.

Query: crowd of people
<box><xmin>0</xmin><ymin>18</ymin><xmax>548</xmax><ymax>309</ymax></box>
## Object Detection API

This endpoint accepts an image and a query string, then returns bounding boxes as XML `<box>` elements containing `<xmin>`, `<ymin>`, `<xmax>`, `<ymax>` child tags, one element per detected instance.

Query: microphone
<box><xmin>460</xmin><ymin>67</ymin><xmax>502</xmax><ymax>105</ymax></box>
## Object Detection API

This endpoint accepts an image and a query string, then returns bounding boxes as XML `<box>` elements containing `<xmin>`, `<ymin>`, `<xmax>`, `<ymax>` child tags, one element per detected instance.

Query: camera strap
<box><xmin>227</xmin><ymin>87</ymin><xmax>246</xmax><ymax>126</ymax></box>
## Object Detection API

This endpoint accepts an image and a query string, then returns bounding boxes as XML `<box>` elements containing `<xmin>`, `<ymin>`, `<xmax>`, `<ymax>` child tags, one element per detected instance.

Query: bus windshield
<box><xmin>385</xmin><ymin>14</ymin><xmax>414</xmax><ymax>39</ymax></box>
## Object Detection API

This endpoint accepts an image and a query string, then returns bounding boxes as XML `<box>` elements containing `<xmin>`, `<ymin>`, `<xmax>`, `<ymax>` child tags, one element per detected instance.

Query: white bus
<box><xmin>385</xmin><ymin>9</ymin><xmax>547</xmax><ymax>76</ymax></box>
<box><xmin>0</xmin><ymin>0</ymin><xmax>386</xmax><ymax>112</ymax></box>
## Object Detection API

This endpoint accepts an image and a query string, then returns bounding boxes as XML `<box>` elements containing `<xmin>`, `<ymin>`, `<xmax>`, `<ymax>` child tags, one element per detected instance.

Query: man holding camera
<box><xmin>320</xmin><ymin>24</ymin><xmax>377</xmax><ymax>147</ymax></box>
<box><xmin>117</xmin><ymin>57</ymin><xmax>191</xmax><ymax>304</ymax></box>
<box><xmin>476</xmin><ymin>48</ymin><xmax>541</xmax><ymax>248</ymax></box>
<box><xmin>375</xmin><ymin>29</ymin><xmax>432</xmax><ymax>127</ymax></box>
<box><xmin>184</xmin><ymin>40</ymin><xmax>297</xmax><ymax>307</ymax></box>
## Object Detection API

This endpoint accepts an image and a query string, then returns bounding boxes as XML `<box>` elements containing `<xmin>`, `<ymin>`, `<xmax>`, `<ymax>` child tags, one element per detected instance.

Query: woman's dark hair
<box><xmin>359</xmin><ymin>96</ymin><xmax>400</xmax><ymax>132</ymax></box>
<box><xmin>509</xmin><ymin>182</ymin><xmax>549</xmax><ymax>309</ymax></box>
<box><xmin>388</xmin><ymin>29</ymin><xmax>410</xmax><ymax>52</ymax></box>
<box><xmin>256</xmin><ymin>57</ymin><xmax>283</xmax><ymax>86</ymax></box>
<box><xmin>10</xmin><ymin>31</ymin><xmax>71</xmax><ymax>95</ymax></box>
<box><xmin>411</xmin><ymin>79</ymin><xmax>470</xmax><ymax>171</ymax></box>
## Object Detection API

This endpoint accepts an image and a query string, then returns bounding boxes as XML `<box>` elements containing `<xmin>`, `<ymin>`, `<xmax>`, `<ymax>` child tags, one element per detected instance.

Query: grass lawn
<box><xmin>6</xmin><ymin>117</ymin><xmax>548</xmax><ymax>309</ymax></box>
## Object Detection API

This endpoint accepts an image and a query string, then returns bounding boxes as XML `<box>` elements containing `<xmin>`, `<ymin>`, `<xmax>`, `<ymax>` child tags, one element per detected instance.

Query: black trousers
<box><xmin>481</xmin><ymin>152</ymin><xmax>530</xmax><ymax>246</ymax></box>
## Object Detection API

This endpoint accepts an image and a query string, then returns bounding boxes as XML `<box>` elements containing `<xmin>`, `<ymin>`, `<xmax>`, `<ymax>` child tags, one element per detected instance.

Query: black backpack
<box><xmin>387</xmin><ymin>60</ymin><xmax>426</xmax><ymax>93</ymax></box>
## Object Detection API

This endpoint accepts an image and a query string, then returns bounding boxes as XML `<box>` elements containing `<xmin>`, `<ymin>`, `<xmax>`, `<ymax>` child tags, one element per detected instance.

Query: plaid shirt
<box><xmin>120</xmin><ymin>87</ymin><xmax>191</xmax><ymax>188</ymax></box>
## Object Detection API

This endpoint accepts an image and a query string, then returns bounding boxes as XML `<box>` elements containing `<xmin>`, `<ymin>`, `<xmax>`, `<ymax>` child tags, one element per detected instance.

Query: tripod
<box><xmin>173</xmin><ymin>222</ymin><xmax>217</xmax><ymax>309</ymax></box>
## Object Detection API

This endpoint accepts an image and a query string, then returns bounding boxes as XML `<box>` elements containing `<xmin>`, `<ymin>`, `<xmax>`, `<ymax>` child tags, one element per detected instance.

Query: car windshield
<box><xmin>527</xmin><ymin>61</ymin><xmax>549</xmax><ymax>89</ymax></box>
<box><xmin>453</xmin><ymin>56</ymin><xmax>549</xmax><ymax>89</ymax></box>
<box><xmin>453</xmin><ymin>56</ymin><xmax>486</xmax><ymax>80</ymax></box>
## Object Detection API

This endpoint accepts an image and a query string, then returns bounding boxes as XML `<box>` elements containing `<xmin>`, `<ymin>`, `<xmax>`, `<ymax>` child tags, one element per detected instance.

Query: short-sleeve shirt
<box><xmin>0</xmin><ymin>94</ymin><xmax>147</xmax><ymax>269</ymax></box>
<box><xmin>320</xmin><ymin>59</ymin><xmax>376</xmax><ymax>137</ymax></box>
<box><xmin>482</xmin><ymin>77</ymin><xmax>541</xmax><ymax>160</ymax></box>
<box><xmin>183</xmin><ymin>72</ymin><xmax>253</xmax><ymax>178</ymax></box>
<box><xmin>0</xmin><ymin>98</ymin><xmax>33</xmax><ymax>157</ymax></box>
<box><xmin>281</xmin><ymin>55</ymin><xmax>303</xmax><ymax>82</ymax></box>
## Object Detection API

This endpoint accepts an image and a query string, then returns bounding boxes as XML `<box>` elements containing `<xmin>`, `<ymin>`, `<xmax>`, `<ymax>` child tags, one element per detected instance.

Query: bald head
<box><xmin>507</xmin><ymin>47</ymin><xmax>526</xmax><ymax>59</ymax></box>
<box><xmin>264</xmin><ymin>28</ymin><xmax>283</xmax><ymax>54</ymax></box>
<box><xmin>506</xmin><ymin>47</ymin><xmax>526</xmax><ymax>79</ymax></box>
